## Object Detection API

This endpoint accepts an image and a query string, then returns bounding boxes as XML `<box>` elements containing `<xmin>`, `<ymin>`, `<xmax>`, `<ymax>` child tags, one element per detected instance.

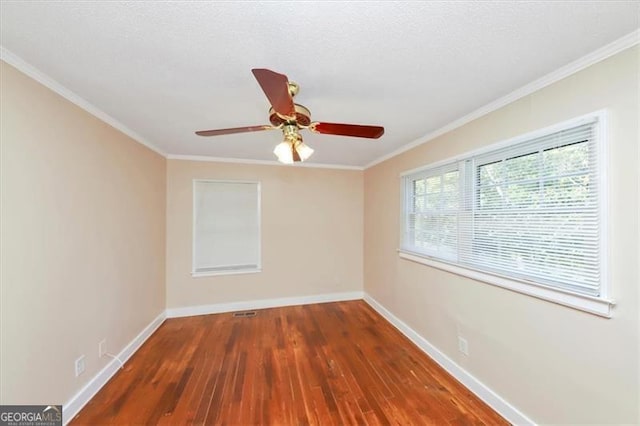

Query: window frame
<box><xmin>404</xmin><ymin>163</ymin><xmax>461</xmax><ymax>262</ymax></box>
<box><xmin>192</xmin><ymin>179</ymin><xmax>262</xmax><ymax>277</ymax></box>
<box><xmin>399</xmin><ymin>111</ymin><xmax>613</xmax><ymax>317</ymax></box>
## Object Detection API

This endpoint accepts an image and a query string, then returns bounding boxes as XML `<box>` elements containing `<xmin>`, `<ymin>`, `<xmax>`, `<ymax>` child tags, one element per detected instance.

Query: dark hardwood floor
<box><xmin>71</xmin><ymin>301</ymin><xmax>507</xmax><ymax>425</ymax></box>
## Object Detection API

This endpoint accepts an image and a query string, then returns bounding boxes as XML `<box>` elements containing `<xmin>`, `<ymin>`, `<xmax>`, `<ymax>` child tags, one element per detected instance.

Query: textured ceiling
<box><xmin>1</xmin><ymin>1</ymin><xmax>638</xmax><ymax>167</ymax></box>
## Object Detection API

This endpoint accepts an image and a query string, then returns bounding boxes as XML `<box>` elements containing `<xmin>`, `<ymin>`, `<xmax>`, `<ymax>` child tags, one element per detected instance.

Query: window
<box><xmin>405</xmin><ymin>164</ymin><xmax>461</xmax><ymax>262</ymax></box>
<box><xmin>193</xmin><ymin>180</ymin><xmax>260</xmax><ymax>276</ymax></box>
<box><xmin>401</xmin><ymin>112</ymin><xmax>612</xmax><ymax>316</ymax></box>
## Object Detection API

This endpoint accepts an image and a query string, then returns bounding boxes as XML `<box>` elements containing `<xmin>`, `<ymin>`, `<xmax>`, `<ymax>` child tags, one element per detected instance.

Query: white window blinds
<box><xmin>405</xmin><ymin>163</ymin><xmax>460</xmax><ymax>262</ymax></box>
<box><xmin>193</xmin><ymin>180</ymin><xmax>261</xmax><ymax>275</ymax></box>
<box><xmin>402</xmin><ymin>115</ymin><xmax>604</xmax><ymax>297</ymax></box>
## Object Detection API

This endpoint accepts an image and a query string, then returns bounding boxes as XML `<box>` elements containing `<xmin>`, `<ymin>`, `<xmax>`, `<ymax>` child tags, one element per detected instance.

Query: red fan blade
<box><xmin>292</xmin><ymin>144</ymin><xmax>301</xmax><ymax>162</ymax></box>
<box><xmin>195</xmin><ymin>125</ymin><xmax>274</xmax><ymax>137</ymax></box>
<box><xmin>309</xmin><ymin>122</ymin><xmax>384</xmax><ymax>139</ymax></box>
<box><xmin>251</xmin><ymin>69</ymin><xmax>295</xmax><ymax>118</ymax></box>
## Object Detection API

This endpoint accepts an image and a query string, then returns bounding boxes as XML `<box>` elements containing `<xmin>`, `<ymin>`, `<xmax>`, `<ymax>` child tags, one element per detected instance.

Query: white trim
<box><xmin>4</xmin><ymin>28</ymin><xmax>637</xmax><ymax>170</ymax></box>
<box><xmin>191</xmin><ymin>268</ymin><xmax>261</xmax><ymax>278</ymax></box>
<box><xmin>596</xmin><ymin>112</ymin><xmax>609</xmax><ymax>300</ymax></box>
<box><xmin>399</xmin><ymin>111</ymin><xmax>605</xmax><ymax>178</ymax></box>
<box><xmin>0</xmin><ymin>47</ymin><xmax>167</xmax><ymax>158</ymax></box>
<box><xmin>60</xmin><ymin>293</ymin><xmax>536</xmax><ymax>424</ymax></box>
<box><xmin>398</xmin><ymin>251</ymin><xmax>614</xmax><ymax>317</ymax></box>
<box><xmin>167</xmin><ymin>154</ymin><xmax>364</xmax><ymax>171</ymax></box>
<box><xmin>165</xmin><ymin>291</ymin><xmax>364</xmax><ymax>318</ymax></box>
<box><xmin>365</xmin><ymin>29</ymin><xmax>639</xmax><ymax>169</ymax></box>
<box><xmin>363</xmin><ymin>293</ymin><xmax>535</xmax><ymax>426</ymax></box>
<box><xmin>398</xmin><ymin>110</ymin><xmax>612</xmax><ymax>316</ymax></box>
<box><xmin>62</xmin><ymin>311</ymin><xmax>166</xmax><ymax>425</ymax></box>
<box><xmin>1</xmin><ymin>44</ymin><xmax>359</xmax><ymax>169</ymax></box>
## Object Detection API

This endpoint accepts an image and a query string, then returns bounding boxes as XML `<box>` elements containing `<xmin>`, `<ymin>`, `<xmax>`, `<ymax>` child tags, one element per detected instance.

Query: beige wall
<box><xmin>0</xmin><ymin>62</ymin><xmax>166</xmax><ymax>405</ymax></box>
<box><xmin>166</xmin><ymin>160</ymin><xmax>363</xmax><ymax>308</ymax></box>
<box><xmin>2</xmin><ymin>43</ymin><xmax>637</xmax><ymax>424</ymax></box>
<box><xmin>364</xmin><ymin>46</ymin><xmax>640</xmax><ymax>424</ymax></box>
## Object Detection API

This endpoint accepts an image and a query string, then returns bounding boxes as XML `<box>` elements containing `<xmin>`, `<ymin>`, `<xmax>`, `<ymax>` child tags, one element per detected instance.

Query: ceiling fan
<box><xmin>195</xmin><ymin>69</ymin><xmax>384</xmax><ymax>164</ymax></box>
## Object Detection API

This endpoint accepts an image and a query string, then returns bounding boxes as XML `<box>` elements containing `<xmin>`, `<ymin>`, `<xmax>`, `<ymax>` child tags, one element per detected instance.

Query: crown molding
<box><xmin>4</xmin><ymin>27</ymin><xmax>637</xmax><ymax>170</ymax></box>
<box><xmin>167</xmin><ymin>154</ymin><xmax>364</xmax><ymax>171</ymax></box>
<box><xmin>365</xmin><ymin>29</ymin><xmax>640</xmax><ymax>169</ymax></box>
<box><xmin>1</xmin><ymin>46</ymin><xmax>167</xmax><ymax>157</ymax></box>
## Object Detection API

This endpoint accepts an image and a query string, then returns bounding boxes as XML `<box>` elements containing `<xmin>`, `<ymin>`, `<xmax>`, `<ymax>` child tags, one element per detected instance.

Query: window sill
<box><xmin>192</xmin><ymin>268</ymin><xmax>261</xmax><ymax>278</ymax></box>
<box><xmin>397</xmin><ymin>250</ymin><xmax>615</xmax><ymax>318</ymax></box>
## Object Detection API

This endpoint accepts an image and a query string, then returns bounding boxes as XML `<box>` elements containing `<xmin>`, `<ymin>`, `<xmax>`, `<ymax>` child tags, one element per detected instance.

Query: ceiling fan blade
<box><xmin>292</xmin><ymin>144</ymin><xmax>301</xmax><ymax>162</ymax></box>
<box><xmin>195</xmin><ymin>125</ymin><xmax>274</xmax><ymax>137</ymax></box>
<box><xmin>309</xmin><ymin>122</ymin><xmax>384</xmax><ymax>139</ymax></box>
<box><xmin>251</xmin><ymin>68</ymin><xmax>295</xmax><ymax>118</ymax></box>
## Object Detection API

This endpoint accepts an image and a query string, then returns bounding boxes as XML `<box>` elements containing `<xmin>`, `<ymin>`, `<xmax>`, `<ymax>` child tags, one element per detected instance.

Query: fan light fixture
<box><xmin>273</xmin><ymin>140</ymin><xmax>314</xmax><ymax>164</ymax></box>
<box><xmin>195</xmin><ymin>69</ymin><xmax>384</xmax><ymax>163</ymax></box>
<box><xmin>295</xmin><ymin>141</ymin><xmax>314</xmax><ymax>160</ymax></box>
<box><xmin>274</xmin><ymin>125</ymin><xmax>314</xmax><ymax>164</ymax></box>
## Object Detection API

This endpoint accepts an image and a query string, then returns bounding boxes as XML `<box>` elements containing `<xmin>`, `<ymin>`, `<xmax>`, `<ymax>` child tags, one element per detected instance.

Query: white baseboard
<box><xmin>166</xmin><ymin>291</ymin><xmax>364</xmax><ymax>318</ymax></box>
<box><xmin>62</xmin><ymin>311</ymin><xmax>167</xmax><ymax>425</ymax></box>
<box><xmin>61</xmin><ymin>293</ymin><xmax>533</xmax><ymax>425</ymax></box>
<box><xmin>363</xmin><ymin>293</ymin><xmax>535</xmax><ymax>426</ymax></box>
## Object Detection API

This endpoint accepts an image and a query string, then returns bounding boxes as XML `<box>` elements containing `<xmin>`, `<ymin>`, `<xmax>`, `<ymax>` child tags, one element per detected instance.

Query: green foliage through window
<box><xmin>402</xmin><ymin>118</ymin><xmax>602</xmax><ymax>297</ymax></box>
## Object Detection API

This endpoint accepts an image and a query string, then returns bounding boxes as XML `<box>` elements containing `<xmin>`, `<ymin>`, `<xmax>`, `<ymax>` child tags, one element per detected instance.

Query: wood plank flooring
<box><xmin>71</xmin><ymin>301</ymin><xmax>507</xmax><ymax>425</ymax></box>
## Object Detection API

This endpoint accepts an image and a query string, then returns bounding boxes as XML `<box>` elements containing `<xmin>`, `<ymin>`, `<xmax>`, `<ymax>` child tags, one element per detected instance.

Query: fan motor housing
<box><xmin>269</xmin><ymin>104</ymin><xmax>311</xmax><ymax>127</ymax></box>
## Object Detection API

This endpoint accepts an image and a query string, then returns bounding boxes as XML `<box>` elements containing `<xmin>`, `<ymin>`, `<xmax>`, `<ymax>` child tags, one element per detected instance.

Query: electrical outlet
<box><xmin>75</xmin><ymin>355</ymin><xmax>86</xmax><ymax>377</ymax></box>
<box><xmin>458</xmin><ymin>336</ymin><xmax>469</xmax><ymax>356</ymax></box>
<box><xmin>99</xmin><ymin>339</ymin><xmax>107</xmax><ymax>358</ymax></box>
